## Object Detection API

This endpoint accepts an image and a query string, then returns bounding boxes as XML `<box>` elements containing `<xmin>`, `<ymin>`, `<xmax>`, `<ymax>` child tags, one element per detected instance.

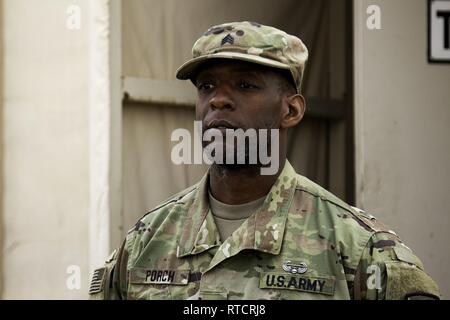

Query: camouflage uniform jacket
<box><xmin>89</xmin><ymin>161</ymin><xmax>440</xmax><ymax>300</ymax></box>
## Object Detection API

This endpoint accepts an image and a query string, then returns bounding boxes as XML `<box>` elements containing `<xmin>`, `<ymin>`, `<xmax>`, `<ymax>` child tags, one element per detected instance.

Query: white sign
<box><xmin>429</xmin><ymin>0</ymin><xmax>450</xmax><ymax>62</ymax></box>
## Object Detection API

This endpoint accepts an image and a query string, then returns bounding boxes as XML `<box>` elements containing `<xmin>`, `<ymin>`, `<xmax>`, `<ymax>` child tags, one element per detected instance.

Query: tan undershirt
<box><xmin>208</xmin><ymin>191</ymin><xmax>266</xmax><ymax>242</ymax></box>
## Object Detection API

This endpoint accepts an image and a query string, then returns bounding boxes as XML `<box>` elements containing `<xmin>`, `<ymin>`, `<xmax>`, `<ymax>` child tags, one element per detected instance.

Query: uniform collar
<box><xmin>177</xmin><ymin>161</ymin><xmax>298</xmax><ymax>262</ymax></box>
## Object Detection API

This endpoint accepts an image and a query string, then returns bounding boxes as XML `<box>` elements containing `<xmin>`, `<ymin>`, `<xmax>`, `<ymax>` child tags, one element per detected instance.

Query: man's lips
<box><xmin>204</xmin><ymin>119</ymin><xmax>239</xmax><ymax>131</ymax></box>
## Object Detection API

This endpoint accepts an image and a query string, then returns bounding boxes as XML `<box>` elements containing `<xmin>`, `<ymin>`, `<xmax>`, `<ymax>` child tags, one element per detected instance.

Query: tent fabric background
<box><xmin>121</xmin><ymin>0</ymin><xmax>347</xmax><ymax>235</ymax></box>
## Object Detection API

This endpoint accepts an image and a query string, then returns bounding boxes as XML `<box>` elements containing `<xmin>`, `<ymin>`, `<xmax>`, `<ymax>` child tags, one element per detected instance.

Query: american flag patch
<box><xmin>89</xmin><ymin>267</ymin><xmax>106</xmax><ymax>294</ymax></box>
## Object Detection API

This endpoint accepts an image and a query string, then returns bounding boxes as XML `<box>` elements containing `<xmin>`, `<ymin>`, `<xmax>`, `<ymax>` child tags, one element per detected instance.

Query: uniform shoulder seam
<box><xmin>127</xmin><ymin>184</ymin><xmax>198</xmax><ymax>234</ymax></box>
<box><xmin>294</xmin><ymin>177</ymin><xmax>354</xmax><ymax>214</ymax></box>
<box><xmin>293</xmin><ymin>174</ymin><xmax>387</xmax><ymax>233</ymax></box>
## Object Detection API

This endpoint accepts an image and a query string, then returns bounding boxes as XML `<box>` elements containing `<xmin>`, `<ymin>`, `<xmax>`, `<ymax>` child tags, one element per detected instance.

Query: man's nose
<box><xmin>209</xmin><ymin>86</ymin><xmax>235</xmax><ymax>110</ymax></box>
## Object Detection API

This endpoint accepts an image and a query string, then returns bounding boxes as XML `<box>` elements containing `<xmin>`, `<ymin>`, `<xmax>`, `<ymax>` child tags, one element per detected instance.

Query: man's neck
<box><xmin>208</xmin><ymin>158</ymin><xmax>286</xmax><ymax>205</ymax></box>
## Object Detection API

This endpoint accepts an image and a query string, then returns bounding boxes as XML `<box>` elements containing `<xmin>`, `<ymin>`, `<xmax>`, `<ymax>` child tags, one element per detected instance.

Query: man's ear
<box><xmin>280</xmin><ymin>94</ymin><xmax>306</xmax><ymax>129</ymax></box>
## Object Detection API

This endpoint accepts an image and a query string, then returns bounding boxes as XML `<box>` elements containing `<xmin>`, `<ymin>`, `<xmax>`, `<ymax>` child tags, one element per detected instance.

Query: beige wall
<box><xmin>1</xmin><ymin>0</ymin><xmax>90</xmax><ymax>299</ymax></box>
<box><xmin>354</xmin><ymin>0</ymin><xmax>450</xmax><ymax>299</ymax></box>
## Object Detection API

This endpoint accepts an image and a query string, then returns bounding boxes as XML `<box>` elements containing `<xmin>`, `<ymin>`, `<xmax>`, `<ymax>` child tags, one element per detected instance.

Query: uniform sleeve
<box><xmin>88</xmin><ymin>239</ymin><xmax>130</xmax><ymax>300</ymax></box>
<box><xmin>353</xmin><ymin>232</ymin><xmax>440</xmax><ymax>300</ymax></box>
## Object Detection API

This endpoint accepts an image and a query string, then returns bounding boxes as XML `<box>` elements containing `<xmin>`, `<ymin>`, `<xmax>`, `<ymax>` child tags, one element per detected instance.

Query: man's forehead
<box><xmin>195</xmin><ymin>59</ymin><xmax>272</xmax><ymax>78</ymax></box>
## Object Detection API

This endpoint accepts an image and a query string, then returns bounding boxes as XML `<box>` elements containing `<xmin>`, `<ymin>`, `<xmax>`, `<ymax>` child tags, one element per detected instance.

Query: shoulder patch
<box><xmin>385</xmin><ymin>261</ymin><xmax>440</xmax><ymax>300</ymax></box>
<box><xmin>89</xmin><ymin>267</ymin><xmax>106</xmax><ymax>295</ymax></box>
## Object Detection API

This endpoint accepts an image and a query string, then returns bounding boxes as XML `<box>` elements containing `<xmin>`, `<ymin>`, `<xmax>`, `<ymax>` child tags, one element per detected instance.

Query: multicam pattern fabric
<box><xmin>176</xmin><ymin>21</ymin><xmax>309</xmax><ymax>94</ymax></box>
<box><xmin>90</xmin><ymin>161</ymin><xmax>440</xmax><ymax>300</ymax></box>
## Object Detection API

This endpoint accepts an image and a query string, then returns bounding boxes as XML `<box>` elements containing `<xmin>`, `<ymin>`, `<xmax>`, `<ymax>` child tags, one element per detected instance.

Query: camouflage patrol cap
<box><xmin>176</xmin><ymin>21</ymin><xmax>309</xmax><ymax>93</ymax></box>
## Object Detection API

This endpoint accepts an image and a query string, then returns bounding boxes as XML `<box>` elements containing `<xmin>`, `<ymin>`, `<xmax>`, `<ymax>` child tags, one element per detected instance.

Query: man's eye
<box><xmin>197</xmin><ymin>83</ymin><xmax>214</xmax><ymax>91</ymax></box>
<box><xmin>238</xmin><ymin>81</ymin><xmax>258</xmax><ymax>90</ymax></box>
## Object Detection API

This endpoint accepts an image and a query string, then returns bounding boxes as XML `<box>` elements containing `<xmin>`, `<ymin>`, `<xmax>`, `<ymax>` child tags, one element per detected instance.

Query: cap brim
<box><xmin>175</xmin><ymin>51</ymin><xmax>290</xmax><ymax>80</ymax></box>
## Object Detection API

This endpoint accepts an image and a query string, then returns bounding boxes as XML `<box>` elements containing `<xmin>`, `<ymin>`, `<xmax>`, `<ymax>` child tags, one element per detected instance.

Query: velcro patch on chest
<box><xmin>130</xmin><ymin>268</ymin><xmax>190</xmax><ymax>285</ymax></box>
<box><xmin>259</xmin><ymin>272</ymin><xmax>335</xmax><ymax>296</ymax></box>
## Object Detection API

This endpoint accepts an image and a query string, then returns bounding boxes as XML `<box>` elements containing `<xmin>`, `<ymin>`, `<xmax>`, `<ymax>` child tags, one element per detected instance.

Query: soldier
<box><xmin>89</xmin><ymin>21</ymin><xmax>440</xmax><ymax>300</ymax></box>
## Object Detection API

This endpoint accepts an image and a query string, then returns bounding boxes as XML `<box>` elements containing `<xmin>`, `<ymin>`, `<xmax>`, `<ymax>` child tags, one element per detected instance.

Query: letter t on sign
<box><xmin>429</xmin><ymin>0</ymin><xmax>450</xmax><ymax>63</ymax></box>
<box><xmin>437</xmin><ymin>11</ymin><xmax>450</xmax><ymax>48</ymax></box>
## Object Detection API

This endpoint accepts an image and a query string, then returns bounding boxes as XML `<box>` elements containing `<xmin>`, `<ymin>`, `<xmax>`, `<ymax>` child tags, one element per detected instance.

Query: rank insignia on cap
<box><xmin>89</xmin><ymin>267</ymin><xmax>106</xmax><ymax>294</ymax></box>
<box><xmin>221</xmin><ymin>34</ymin><xmax>234</xmax><ymax>46</ymax></box>
<box><xmin>282</xmin><ymin>261</ymin><xmax>308</xmax><ymax>274</ymax></box>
